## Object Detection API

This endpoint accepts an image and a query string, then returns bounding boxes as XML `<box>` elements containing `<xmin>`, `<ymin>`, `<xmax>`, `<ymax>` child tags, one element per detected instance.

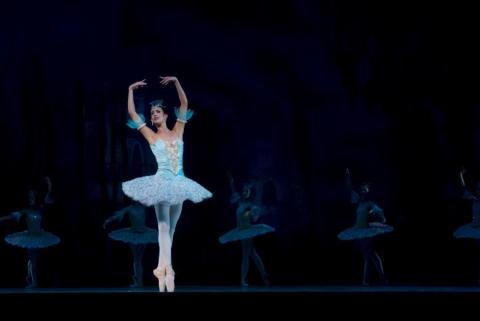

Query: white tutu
<box><xmin>122</xmin><ymin>138</ymin><xmax>212</xmax><ymax>206</ymax></box>
<box><xmin>122</xmin><ymin>174</ymin><xmax>212</xmax><ymax>206</ymax></box>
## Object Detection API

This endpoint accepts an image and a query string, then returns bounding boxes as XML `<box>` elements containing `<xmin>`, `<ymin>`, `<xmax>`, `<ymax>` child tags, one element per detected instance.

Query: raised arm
<box><xmin>127</xmin><ymin>80</ymin><xmax>156</xmax><ymax>144</ymax></box>
<box><xmin>346</xmin><ymin>168</ymin><xmax>360</xmax><ymax>204</ymax></box>
<box><xmin>160</xmin><ymin>76</ymin><xmax>192</xmax><ymax>138</ymax></box>
<box><xmin>460</xmin><ymin>168</ymin><xmax>467</xmax><ymax>187</ymax></box>
<box><xmin>43</xmin><ymin>176</ymin><xmax>54</xmax><ymax>205</ymax></box>
<box><xmin>227</xmin><ymin>172</ymin><xmax>241</xmax><ymax>204</ymax></box>
<box><xmin>345</xmin><ymin>168</ymin><xmax>353</xmax><ymax>190</ymax></box>
<box><xmin>460</xmin><ymin>168</ymin><xmax>476</xmax><ymax>200</ymax></box>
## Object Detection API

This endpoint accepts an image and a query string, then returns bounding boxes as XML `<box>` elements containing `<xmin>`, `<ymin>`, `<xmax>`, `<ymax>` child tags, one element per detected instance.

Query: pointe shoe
<box><xmin>165</xmin><ymin>265</ymin><xmax>175</xmax><ymax>292</ymax></box>
<box><xmin>153</xmin><ymin>266</ymin><xmax>166</xmax><ymax>292</ymax></box>
<box><xmin>129</xmin><ymin>275</ymin><xmax>143</xmax><ymax>288</ymax></box>
<box><xmin>379</xmin><ymin>275</ymin><xmax>389</xmax><ymax>286</ymax></box>
<box><xmin>25</xmin><ymin>275</ymin><xmax>37</xmax><ymax>289</ymax></box>
<box><xmin>262</xmin><ymin>274</ymin><xmax>271</xmax><ymax>287</ymax></box>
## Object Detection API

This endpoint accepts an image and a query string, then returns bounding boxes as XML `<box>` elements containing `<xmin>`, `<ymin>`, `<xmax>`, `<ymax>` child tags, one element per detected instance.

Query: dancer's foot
<box><xmin>379</xmin><ymin>275</ymin><xmax>389</xmax><ymax>286</ymax></box>
<box><xmin>153</xmin><ymin>266</ymin><xmax>166</xmax><ymax>292</ymax></box>
<box><xmin>165</xmin><ymin>265</ymin><xmax>175</xmax><ymax>293</ymax></box>
<box><xmin>129</xmin><ymin>276</ymin><xmax>143</xmax><ymax>288</ymax></box>
<box><xmin>262</xmin><ymin>274</ymin><xmax>271</xmax><ymax>286</ymax></box>
<box><xmin>25</xmin><ymin>275</ymin><xmax>37</xmax><ymax>289</ymax></box>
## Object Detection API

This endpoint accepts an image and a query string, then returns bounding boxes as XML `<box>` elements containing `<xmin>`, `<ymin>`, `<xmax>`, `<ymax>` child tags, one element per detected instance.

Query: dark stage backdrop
<box><xmin>1</xmin><ymin>0</ymin><xmax>480</xmax><ymax>287</ymax></box>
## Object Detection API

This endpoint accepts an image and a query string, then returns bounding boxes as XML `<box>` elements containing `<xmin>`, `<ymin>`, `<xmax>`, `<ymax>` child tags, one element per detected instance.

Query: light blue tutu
<box><xmin>338</xmin><ymin>223</ymin><xmax>393</xmax><ymax>241</ymax></box>
<box><xmin>219</xmin><ymin>224</ymin><xmax>275</xmax><ymax>244</ymax></box>
<box><xmin>108</xmin><ymin>227</ymin><xmax>158</xmax><ymax>244</ymax></box>
<box><xmin>5</xmin><ymin>231</ymin><xmax>60</xmax><ymax>249</ymax></box>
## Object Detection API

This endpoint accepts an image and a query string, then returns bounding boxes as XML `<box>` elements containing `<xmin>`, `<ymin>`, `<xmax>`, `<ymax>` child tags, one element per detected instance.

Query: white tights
<box><xmin>153</xmin><ymin>202</ymin><xmax>183</xmax><ymax>268</ymax></box>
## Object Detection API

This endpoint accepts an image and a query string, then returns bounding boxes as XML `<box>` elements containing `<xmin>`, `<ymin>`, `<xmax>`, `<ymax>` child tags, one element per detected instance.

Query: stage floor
<box><xmin>1</xmin><ymin>285</ymin><xmax>480</xmax><ymax>293</ymax></box>
<box><xmin>1</xmin><ymin>285</ymin><xmax>479</xmax><ymax>317</ymax></box>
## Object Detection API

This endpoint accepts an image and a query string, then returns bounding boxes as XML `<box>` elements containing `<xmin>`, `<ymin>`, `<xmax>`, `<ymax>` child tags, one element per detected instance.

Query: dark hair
<box><xmin>149</xmin><ymin>99</ymin><xmax>166</xmax><ymax>109</ymax></box>
<box><xmin>360</xmin><ymin>182</ymin><xmax>371</xmax><ymax>188</ymax></box>
<box><xmin>242</xmin><ymin>183</ymin><xmax>255</xmax><ymax>197</ymax></box>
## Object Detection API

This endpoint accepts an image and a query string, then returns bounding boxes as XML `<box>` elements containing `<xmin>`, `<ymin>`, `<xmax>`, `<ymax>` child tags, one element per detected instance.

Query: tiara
<box><xmin>149</xmin><ymin>99</ymin><xmax>166</xmax><ymax>109</ymax></box>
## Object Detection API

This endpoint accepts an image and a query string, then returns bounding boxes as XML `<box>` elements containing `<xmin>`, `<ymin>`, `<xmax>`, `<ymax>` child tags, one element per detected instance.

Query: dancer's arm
<box><xmin>369</xmin><ymin>204</ymin><xmax>386</xmax><ymax>223</ymax></box>
<box><xmin>0</xmin><ymin>215</ymin><xmax>13</xmax><ymax>223</ymax></box>
<box><xmin>0</xmin><ymin>211</ymin><xmax>23</xmax><ymax>223</ymax></box>
<box><xmin>103</xmin><ymin>207</ymin><xmax>128</xmax><ymax>229</ymax></box>
<box><xmin>460</xmin><ymin>168</ymin><xmax>467</xmax><ymax>187</ymax></box>
<box><xmin>43</xmin><ymin>176</ymin><xmax>54</xmax><ymax>205</ymax></box>
<box><xmin>346</xmin><ymin>168</ymin><xmax>360</xmax><ymax>204</ymax></box>
<box><xmin>460</xmin><ymin>168</ymin><xmax>476</xmax><ymax>200</ymax></box>
<box><xmin>250</xmin><ymin>206</ymin><xmax>263</xmax><ymax>223</ymax></box>
<box><xmin>127</xmin><ymin>80</ymin><xmax>156</xmax><ymax>144</ymax></box>
<box><xmin>227</xmin><ymin>172</ymin><xmax>241</xmax><ymax>204</ymax></box>
<box><xmin>160</xmin><ymin>76</ymin><xmax>192</xmax><ymax>138</ymax></box>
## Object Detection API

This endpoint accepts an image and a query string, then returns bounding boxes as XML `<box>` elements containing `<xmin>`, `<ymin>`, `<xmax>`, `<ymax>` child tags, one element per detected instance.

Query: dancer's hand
<box><xmin>159</xmin><ymin>76</ymin><xmax>178</xmax><ymax>86</ymax></box>
<box><xmin>103</xmin><ymin>216</ymin><xmax>115</xmax><ymax>229</ymax></box>
<box><xmin>252</xmin><ymin>211</ymin><xmax>260</xmax><ymax>222</ymax></box>
<box><xmin>460</xmin><ymin>167</ymin><xmax>467</xmax><ymax>187</ymax></box>
<box><xmin>129</xmin><ymin>80</ymin><xmax>147</xmax><ymax>91</ymax></box>
<box><xmin>345</xmin><ymin>168</ymin><xmax>350</xmax><ymax>176</ymax></box>
<box><xmin>44</xmin><ymin>176</ymin><xmax>52</xmax><ymax>188</ymax></box>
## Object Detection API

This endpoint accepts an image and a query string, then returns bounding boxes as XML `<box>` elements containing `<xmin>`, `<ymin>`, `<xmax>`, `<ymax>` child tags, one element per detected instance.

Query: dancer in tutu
<box><xmin>122</xmin><ymin>76</ymin><xmax>212</xmax><ymax>292</ymax></box>
<box><xmin>454</xmin><ymin>168</ymin><xmax>480</xmax><ymax>239</ymax></box>
<box><xmin>453</xmin><ymin>168</ymin><xmax>480</xmax><ymax>283</ymax></box>
<box><xmin>219</xmin><ymin>173</ymin><xmax>273</xmax><ymax>286</ymax></box>
<box><xmin>338</xmin><ymin>168</ymin><xmax>391</xmax><ymax>285</ymax></box>
<box><xmin>0</xmin><ymin>177</ymin><xmax>60</xmax><ymax>288</ymax></box>
<box><xmin>103</xmin><ymin>203</ymin><xmax>157</xmax><ymax>287</ymax></box>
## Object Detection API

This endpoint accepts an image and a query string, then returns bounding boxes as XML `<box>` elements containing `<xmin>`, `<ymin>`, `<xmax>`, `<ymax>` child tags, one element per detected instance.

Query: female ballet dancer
<box><xmin>453</xmin><ymin>168</ymin><xmax>480</xmax><ymax>284</ymax></box>
<box><xmin>338</xmin><ymin>168</ymin><xmax>392</xmax><ymax>285</ymax></box>
<box><xmin>0</xmin><ymin>177</ymin><xmax>60</xmax><ymax>288</ymax></box>
<box><xmin>122</xmin><ymin>76</ymin><xmax>212</xmax><ymax>292</ymax></box>
<box><xmin>219</xmin><ymin>173</ymin><xmax>273</xmax><ymax>286</ymax></box>
<box><xmin>103</xmin><ymin>203</ymin><xmax>157</xmax><ymax>287</ymax></box>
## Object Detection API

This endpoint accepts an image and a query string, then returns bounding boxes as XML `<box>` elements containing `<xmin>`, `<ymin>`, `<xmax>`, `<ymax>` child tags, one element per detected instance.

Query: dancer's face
<box><xmin>359</xmin><ymin>184</ymin><xmax>370</xmax><ymax>195</ymax></box>
<box><xmin>151</xmin><ymin>107</ymin><xmax>167</xmax><ymax>126</ymax></box>
<box><xmin>242</xmin><ymin>186</ymin><xmax>251</xmax><ymax>199</ymax></box>
<box><xmin>27</xmin><ymin>190</ymin><xmax>37</xmax><ymax>206</ymax></box>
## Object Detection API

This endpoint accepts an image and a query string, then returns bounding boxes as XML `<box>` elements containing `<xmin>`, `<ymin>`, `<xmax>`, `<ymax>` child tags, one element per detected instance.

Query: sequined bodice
<box><xmin>235</xmin><ymin>202</ymin><xmax>263</xmax><ymax>228</ymax></box>
<box><xmin>150</xmin><ymin>138</ymin><xmax>184</xmax><ymax>177</ymax></box>
<box><xmin>15</xmin><ymin>210</ymin><xmax>43</xmax><ymax>235</ymax></box>
<box><xmin>355</xmin><ymin>201</ymin><xmax>371</xmax><ymax>228</ymax></box>
<box><xmin>355</xmin><ymin>201</ymin><xmax>383</xmax><ymax>228</ymax></box>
